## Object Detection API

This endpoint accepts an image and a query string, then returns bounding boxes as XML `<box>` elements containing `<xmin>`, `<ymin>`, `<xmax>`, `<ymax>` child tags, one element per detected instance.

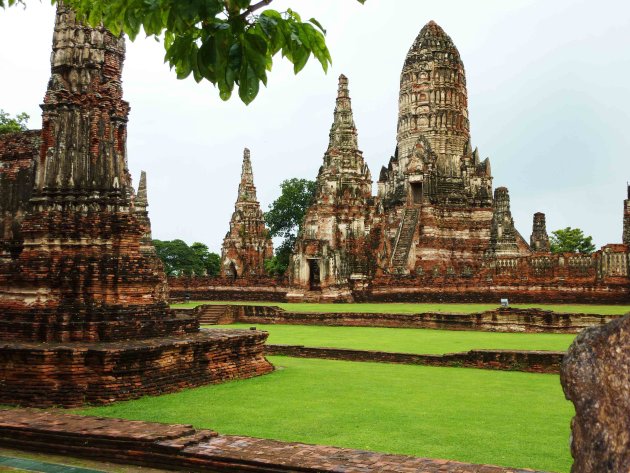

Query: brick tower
<box><xmin>289</xmin><ymin>75</ymin><xmax>373</xmax><ymax>301</ymax></box>
<box><xmin>530</xmin><ymin>212</ymin><xmax>551</xmax><ymax>252</ymax></box>
<box><xmin>221</xmin><ymin>148</ymin><xmax>273</xmax><ymax>278</ymax></box>
<box><xmin>396</xmin><ymin>20</ymin><xmax>470</xmax><ymax>178</ymax></box>
<box><xmin>0</xmin><ymin>5</ymin><xmax>272</xmax><ymax>407</ymax></box>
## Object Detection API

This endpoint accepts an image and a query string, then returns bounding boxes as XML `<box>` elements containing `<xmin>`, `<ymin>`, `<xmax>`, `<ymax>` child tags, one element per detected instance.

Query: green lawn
<box><xmin>172</xmin><ymin>300</ymin><xmax>630</xmax><ymax>315</ymax></box>
<box><xmin>76</xmin><ymin>357</ymin><xmax>573</xmax><ymax>473</ymax></box>
<box><xmin>205</xmin><ymin>324</ymin><xmax>575</xmax><ymax>354</ymax></box>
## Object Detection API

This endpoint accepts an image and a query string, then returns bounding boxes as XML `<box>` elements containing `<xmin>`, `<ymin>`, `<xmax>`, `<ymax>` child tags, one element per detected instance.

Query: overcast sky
<box><xmin>1</xmin><ymin>0</ymin><xmax>629</xmax><ymax>252</ymax></box>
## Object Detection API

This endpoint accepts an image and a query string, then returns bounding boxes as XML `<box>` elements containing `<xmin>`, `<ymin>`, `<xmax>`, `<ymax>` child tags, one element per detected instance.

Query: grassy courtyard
<box><xmin>205</xmin><ymin>324</ymin><xmax>575</xmax><ymax>354</ymax></box>
<box><xmin>77</xmin><ymin>357</ymin><xmax>573</xmax><ymax>473</ymax></box>
<box><xmin>173</xmin><ymin>300</ymin><xmax>630</xmax><ymax>315</ymax></box>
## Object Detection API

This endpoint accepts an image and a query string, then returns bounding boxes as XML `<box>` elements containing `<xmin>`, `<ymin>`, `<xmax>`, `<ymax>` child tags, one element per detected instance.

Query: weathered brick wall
<box><xmin>208</xmin><ymin>305</ymin><xmax>622</xmax><ymax>333</ymax></box>
<box><xmin>0</xmin><ymin>329</ymin><xmax>273</xmax><ymax>408</ymax></box>
<box><xmin>366</xmin><ymin>247</ymin><xmax>629</xmax><ymax>303</ymax></box>
<box><xmin>266</xmin><ymin>345</ymin><xmax>564</xmax><ymax>374</ymax></box>
<box><xmin>169</xmin><ymin>275</ymin><xmax>288</xmax><ymax>302</ymax></box>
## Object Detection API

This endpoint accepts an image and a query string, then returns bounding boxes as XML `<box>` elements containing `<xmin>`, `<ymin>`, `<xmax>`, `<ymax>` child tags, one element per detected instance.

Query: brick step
<box><xmin>197</xmin><ymin>305</ymin><xmax>229</xmax><ymax>325</ymax></box>
<box><xmin>390</xmin><ymin>208</ymin><xmax>419</xmax><ymax>271</ymax></box>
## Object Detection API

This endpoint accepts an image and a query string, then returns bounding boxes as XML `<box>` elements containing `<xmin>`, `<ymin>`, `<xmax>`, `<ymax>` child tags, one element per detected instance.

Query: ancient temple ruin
<box><xmin>281</xmin><ymin>20</ymin><xmax>630</xmax><ymax>302</ymax></box>
<box><xmin>221</xmin><ymin>148</ymin><xmax>273</xmax><ymax>278</ymax></box>
<box><xmin>0</xmin><ymin>5</ymin><xmax>272</xmax><ymax>407</ymax></box>
<box><xmin>288</xmin><ymin>75</ymin><xmax>373</xmax><ymax>301</ymax></box>
<box><xmin>168</xmin><ymin>20</ymin><xmax>628</xmax><ymax>303</ymax></box>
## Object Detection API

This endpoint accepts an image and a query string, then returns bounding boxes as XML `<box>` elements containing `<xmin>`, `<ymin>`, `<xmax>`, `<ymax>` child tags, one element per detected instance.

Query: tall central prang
<box><xmin>397</xmin><ymin>21</ymin><xmax>470</xmax><ymax>177</ymax></box>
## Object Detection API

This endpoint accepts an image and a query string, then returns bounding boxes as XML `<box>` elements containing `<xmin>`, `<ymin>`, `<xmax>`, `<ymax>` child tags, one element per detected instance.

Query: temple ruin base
<box><xmin>0</xmin><ymin>329</ymin><xmax>273</xmax><ymax>408</ymax></box>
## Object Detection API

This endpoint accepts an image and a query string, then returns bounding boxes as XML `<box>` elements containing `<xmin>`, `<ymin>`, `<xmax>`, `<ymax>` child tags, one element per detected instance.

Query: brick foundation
<box><xmin>169</xmin><ymin>276</ymin><xmax>288</xmax><ymax>302</ymax></box>
<box><xmin>0</xmin><ymin>409</ymin><xmax>547</xmax><ymax>472</ymax></box>
<box><xmin>0</xmin><ymin>329</ymin><xmax>273</xmax><ymax>408</ymax></box>
<box><xmin>266</xmin><ymin>345</ymin><xmax>563</xmax><ymax>373</ymax></box>
<box><xmin>189</xmin><ymin>305</ymin><xmax>623</xmax><ymax>334</ymax></box>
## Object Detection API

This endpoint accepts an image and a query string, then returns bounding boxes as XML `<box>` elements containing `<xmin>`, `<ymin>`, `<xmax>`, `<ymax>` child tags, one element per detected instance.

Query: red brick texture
<box><xmin>0</xmin><ymin>409</ymin><xmax>547</xmax><ymax>472</ymax></box>
<box><xmin>266</xmin><ymin>345</ymin><xmax>564</xmax><ymax>374</ymax></box>
<box><xmin>0</xmin><ymin>330</ymin><xmax>272</xmax><ymax>408</ymax></box>
<box><xmin>0</xmin><ymin>6</ymin><xmax>273</xmax><ymax>407</ymax></box>
<box><xmin>192</xmin><ymin>304</ymin><xmax>623</xmax><ymax>334</ymax></box>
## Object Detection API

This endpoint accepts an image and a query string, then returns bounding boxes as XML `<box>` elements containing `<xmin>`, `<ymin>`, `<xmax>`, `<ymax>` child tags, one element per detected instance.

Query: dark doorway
<box><xmin>308</xmin><ymin>259</ymin><xmax>321</xmax><ymax>291</ymax></box>
<box><xmin>411</xmin><ymin>182</ymin><xmax>423</xmax><ymax>204</ymax></box>
<box><xmin>228</xmin><ymin>262</ymin><xmax>238</xmax><ymax>281</ymax></box>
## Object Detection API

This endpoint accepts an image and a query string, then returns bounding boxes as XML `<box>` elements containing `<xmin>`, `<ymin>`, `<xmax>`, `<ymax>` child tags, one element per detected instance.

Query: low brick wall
<box><xmin>217</xmin><ymin>305</ymin><xmax>622</xmax><ymax>334</ymax></box>
<box><xmin>0</xmin><ymin>330</ymin><xmax>273</xmax><ymax>408</ymax></box>
<box><xmin>365</xmin><ymin>282</ymin><xmax>630</xmax><ymax>304</ymax></box>
<box><xmin>266</xmin><ymin>345</ymin><xmax>564</xmax><ymax>373</ymax></box>
<box><xmin>168</xmin><ymin>276</ymin><xmax>288</xmax><ymax>302</ymax></box>
<box><xmin>0</xmin><ymin>409</ymin><xmax>547</xmax><ymax>472</ymax></box>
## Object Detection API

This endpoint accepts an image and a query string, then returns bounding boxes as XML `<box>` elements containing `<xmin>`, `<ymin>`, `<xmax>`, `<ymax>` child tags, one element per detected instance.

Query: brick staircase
<box><xmin>196</xmin><ymin>305</ymin><xmax>229</xmax><ymax>325</ymax></box>
<box><xmin>390</xmin><ymin>208</ymin><xmax>419</xmax><ymax>271</ymax></box>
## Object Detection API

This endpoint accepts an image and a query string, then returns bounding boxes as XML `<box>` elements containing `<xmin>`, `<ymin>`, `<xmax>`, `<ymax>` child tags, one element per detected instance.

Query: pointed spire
<box><xmin>136</xmin><ymin>170</ymin><xmax>148</xmax><ymax>208</ymax></box>
<box><xmin>327</xmin><ymin>74</ymin><xmax>359</xmax><ymax>151</ymax></box>
<box><xmin>237</xmin><ymin>148</ymin><xmax>258</xmax><ymax>202</ymax></box>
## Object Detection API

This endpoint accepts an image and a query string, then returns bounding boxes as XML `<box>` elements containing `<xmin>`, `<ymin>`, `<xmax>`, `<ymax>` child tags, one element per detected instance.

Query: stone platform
<box><xmin>0</xmin><ymin>409</ymin><xmax>546</xmax><ymax>472</ymax></box>
<box><xmin>0</xmin><ymin>329</ymin><xmax>272</xmax><ymax>408</ymax></box>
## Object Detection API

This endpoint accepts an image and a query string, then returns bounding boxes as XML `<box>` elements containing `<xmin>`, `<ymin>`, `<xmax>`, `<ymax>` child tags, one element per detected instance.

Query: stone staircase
<box><xmin>197</xmin><ymin>305</ymin><xmax>229</xmax><ymax>325</ymax></box>
<box><xmin>390</xmin><ymin>208</ymin><xmax>419</xmax><ymax>271</ymax></box>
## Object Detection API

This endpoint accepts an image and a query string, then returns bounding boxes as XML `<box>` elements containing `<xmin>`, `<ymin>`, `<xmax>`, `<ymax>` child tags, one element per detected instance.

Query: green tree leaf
<box><xmin>550</xmin><ymin>227</ymin><xmax>596</xmax><ymax>254</ymax></box>
<box><xmin>0</xmin><ymin>109</ymin><xmax>29</xmax><ymax>135</ymax></box>
<box><xmin>264</xmin><ymin>178</ymin><xmax>316</xmax><ymax>275</ymax></box>
<box><xmin>2</xmin><ymin>0</ymin><xmax>364</xmax><ymax>104</ymax></box>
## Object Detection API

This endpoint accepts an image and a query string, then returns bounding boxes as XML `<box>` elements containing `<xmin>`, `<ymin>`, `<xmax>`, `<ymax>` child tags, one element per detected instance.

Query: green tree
<box><xmin>153</xmin><ymin>239</ymin><xmax>196</xmax><ymax>276</ymax></box>
<box><xmin>264</xmin><ymin>178</ymin><xmax>316</xmax><ymax>275</ymax></box>
<box><xmin>0</xmin><ymin>109</ymin><xmax>29</xmax><ymax>135</ymax></box>
<box><xmin>2</xmin><ymin>0</ymin><xmax>365</xmax><ymax>104</ymax></box>
<box><xmin>190</xmin><ymin>242</ymin><xmax>221</xmax><ymax>276</ymax></box>
<box><xmin>153</xmin><ymin>239</ymin><xmax>220</xmax><ymax>276</ymax></box>
<box><xmin>550</xmin><ymin>227</ymin><xmax>596</xmax><ymax>254</ymax></box>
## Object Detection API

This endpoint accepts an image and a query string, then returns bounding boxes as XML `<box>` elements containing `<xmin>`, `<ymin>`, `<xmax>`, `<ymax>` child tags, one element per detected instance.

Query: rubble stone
<box><xmin>561</xmin><ymin>314</ymin><xmax>630</xmax><ymax>473</ymax></box>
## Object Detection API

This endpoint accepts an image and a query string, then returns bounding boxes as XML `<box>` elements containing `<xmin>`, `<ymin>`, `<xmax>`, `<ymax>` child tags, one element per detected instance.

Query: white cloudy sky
<box><xmin>1</xmin><ymin>0</ymin><xmax>629</xmax><ymax>252</ymax></box>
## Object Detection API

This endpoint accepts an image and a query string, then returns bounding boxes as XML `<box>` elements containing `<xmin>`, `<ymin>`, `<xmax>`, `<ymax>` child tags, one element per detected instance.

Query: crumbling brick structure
<box><xmin>288</xmin><ymin>75</ymin><xmax>373</xmax><ymax>301</ymax></box>
<box><xmin>0</xmin><ymin>5</ymin><xmax>272</xmax><ymax>407</ymax></box>
<box><xmin>285</xmin><ymin>20</ymin><xmax>629</xmax><ymax>302</ymax></box>
<box><xmin>530</xmin><ymin>212</ymin><xmax>550</xmax><ymax>252</ymax></box>
<box><xmin>221</xmin><ymin>148</ymin><xmax>273</xmax><ymax>278</ymax></box>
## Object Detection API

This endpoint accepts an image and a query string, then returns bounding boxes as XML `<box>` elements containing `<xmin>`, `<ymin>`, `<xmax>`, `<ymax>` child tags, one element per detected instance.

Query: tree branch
<box><xmin>239</xmin><ymin>0</ymin><xmax>273</xmax><ymax>20</ymax></box>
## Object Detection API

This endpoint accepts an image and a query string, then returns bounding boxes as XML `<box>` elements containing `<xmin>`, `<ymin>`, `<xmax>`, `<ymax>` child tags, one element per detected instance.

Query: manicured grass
<box><xmin>76</xmin><ymin>357</ymin><xmax>573</xmax><ymax>473</ymax></box>
<box><xmin>205</xmin><ymin>324</ymin><xmax>575</xmax><ymax>354</ymax></box>
<box><xmin>172</xmin><ymin>300</ymin><xmax>630</xmax><ymax>315</ymax></box>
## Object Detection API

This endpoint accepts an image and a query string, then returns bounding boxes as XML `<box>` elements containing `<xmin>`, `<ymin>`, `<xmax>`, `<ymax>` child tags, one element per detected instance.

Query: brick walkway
<box><xmin>0</xmin><ymin>409</ymin><xmax>546</xmax><ymax>473</ymax></box>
